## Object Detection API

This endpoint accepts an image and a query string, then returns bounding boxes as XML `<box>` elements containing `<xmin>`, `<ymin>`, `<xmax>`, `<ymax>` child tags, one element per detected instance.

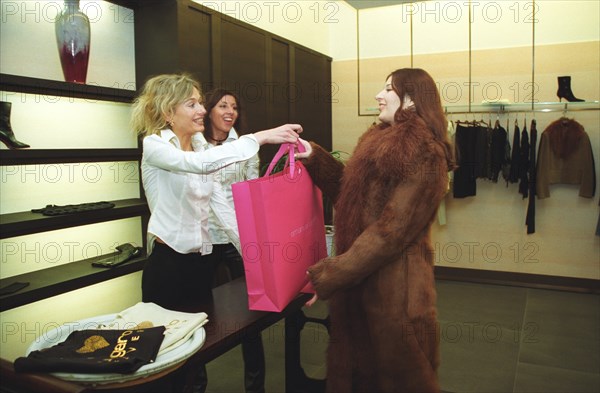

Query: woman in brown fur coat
<box><xmin>298</xmin><ymin>68</ymin><xmax>455</xmax><ymax>392</ymax></box>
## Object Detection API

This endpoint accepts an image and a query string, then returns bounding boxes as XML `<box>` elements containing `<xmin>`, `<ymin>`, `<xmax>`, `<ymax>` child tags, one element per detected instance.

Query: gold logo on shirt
<box><xmin>135</xmin><ymin>321</ymin><xmax>154</xmax><ymax>329</ymax></box>
<box><xmin>76</xmin><ymin>335</ymin><xmax>110</xmax><ymax>354</ymax></box>
<box><xmin>109</xmin><ymin>330</ymin><xmax>139</xmax><ymax>359</ymax></box>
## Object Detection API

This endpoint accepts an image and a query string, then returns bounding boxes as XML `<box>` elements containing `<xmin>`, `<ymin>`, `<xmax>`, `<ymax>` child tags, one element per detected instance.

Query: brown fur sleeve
<box><xmin>301</xmin><ymin>142</ymin><xmax>345</xmax><ymax>204</ymax></box>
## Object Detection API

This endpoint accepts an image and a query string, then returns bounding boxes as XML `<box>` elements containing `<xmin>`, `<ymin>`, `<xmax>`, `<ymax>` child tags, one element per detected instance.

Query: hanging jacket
<box><xmin>508</xmin><ymin>123</ymin><xmax>521</xmax><ymax>183</ymax></box>
<box><xmin>526</xmin><ymin>120</ymin><xmax>537</xmax><ymax>234</ymax></box>
<box><xmin>501</xmin><ymin>122</ymin><xmax>512</xmax><ymax>185</ymax></box>
<box><xmin>453</xmin><ymin>122</ymin><xmax>479</xmax><ymax>198</ymax></box>
<box><xmin>490</xmin><ymin>122</ymin><xmax>507</xmax><ymax>182</ymax></box>
<box><xmin>536</xmin><ymin>117</ymin><xmax>596</xmax><ymax>199</ymax></box>
<box><xmin>518</xmin><ymin>124</ymin><xmax>530</xmax><ymax>198</ymax></box>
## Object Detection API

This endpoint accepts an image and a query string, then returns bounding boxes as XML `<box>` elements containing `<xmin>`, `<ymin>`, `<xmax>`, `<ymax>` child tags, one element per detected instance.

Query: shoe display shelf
<box><xmin>0</xmin><ymin>73</ymin><xmax>149</xmax><ymax>312</ymax></box>
<box><xmin>443</xmin><ymin>100</ymin><xmax>600</xmax><ymax>115</ymax></box>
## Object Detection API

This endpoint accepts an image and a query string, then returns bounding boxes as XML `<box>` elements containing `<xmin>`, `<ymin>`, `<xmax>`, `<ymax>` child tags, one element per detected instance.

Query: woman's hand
<box><xmin>305</xmin><ymin>269</ymin><xmax>319</xmax><ymax>307</ymax></box>
<box><xmin>254</xmin><ymin>124</ymin><xmax>302</xmax><ymax>145</ymax></box>
<box><xmin>305</xmin><ymin>294</ymin><xmax>319</xmax><ymax>307</ymax></box>
<box><xmin>295</xmin><ymin>138</ymin><xmax>312</xmax><ymax>159</ymax></box>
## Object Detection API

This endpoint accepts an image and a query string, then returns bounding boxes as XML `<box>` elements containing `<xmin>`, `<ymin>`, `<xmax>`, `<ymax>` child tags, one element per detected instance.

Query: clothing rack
<box><xmin>445</xmin><ymin>101</ymin><xmax>600</xmax><ymax>115</ymax></box>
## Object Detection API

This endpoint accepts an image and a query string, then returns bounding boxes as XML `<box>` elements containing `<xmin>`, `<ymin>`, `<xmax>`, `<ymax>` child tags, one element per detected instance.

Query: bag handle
<box><xmin>265</xmin><ymin>142</ymin><xmax>306</xmax><ymax>178</ymax></box>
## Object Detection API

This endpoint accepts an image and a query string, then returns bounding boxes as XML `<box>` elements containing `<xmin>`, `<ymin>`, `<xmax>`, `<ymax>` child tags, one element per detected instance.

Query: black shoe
<box><xmin>0</xmin><ymin>101</ymin><xmax>30</xmax><ymax>149</ymax></box>
<box><xmin>557</xmin><ymin>76</ymin><xmax>584</xmax><ymax>102</ymax></box>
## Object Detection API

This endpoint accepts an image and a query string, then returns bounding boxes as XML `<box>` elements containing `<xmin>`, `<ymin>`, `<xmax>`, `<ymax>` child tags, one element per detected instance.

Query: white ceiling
<box><xmin>343</xmin><ymin>0</ymin><xmax>416</xmax><ymax>10</ymax></box>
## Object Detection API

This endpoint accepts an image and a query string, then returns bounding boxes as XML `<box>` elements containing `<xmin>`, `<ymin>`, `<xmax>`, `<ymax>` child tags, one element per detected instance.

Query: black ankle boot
<box><xmin>557</xmin><ymin>76</ymin><xmax>584</xmax><ymax>102</ymax></box>
<box><xmin>0</xmin><ymin>101</ymin><xmax>30</xmax><ymax>149</ymax></box>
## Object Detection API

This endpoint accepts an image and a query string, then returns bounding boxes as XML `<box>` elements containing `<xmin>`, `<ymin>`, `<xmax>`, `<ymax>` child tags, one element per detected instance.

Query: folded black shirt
<box><xmin>14</xmin><ymin>327</ymin><xmax>165</xmax><ymax>374</ymax></box>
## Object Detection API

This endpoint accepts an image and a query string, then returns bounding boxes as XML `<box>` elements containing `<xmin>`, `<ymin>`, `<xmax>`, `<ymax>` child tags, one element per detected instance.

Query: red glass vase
<box><xmin>55</xmin><ymin>0</ymin><xmax>90</xmax><ymax>84</ymax></box>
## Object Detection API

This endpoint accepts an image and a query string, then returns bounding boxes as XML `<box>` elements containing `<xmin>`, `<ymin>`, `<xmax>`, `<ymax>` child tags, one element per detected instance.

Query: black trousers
<box><xmin>142</xmin><ymin>242</ymin><xmax>265</xmax><ymax>393</ymax></box>
<box><xmin>142</xmin><ymin>242</ymin><xmax>215</xmax><ymax>309</ymax></box>
<box><xmin>212</xmin><ymin>244</ymin><xmax>266</xmax><ymax>393</ymax></box>
<box><xmin>141</xmin><ymin>242</ymin><xmax>216</xmax><ymax>393</ymax></box>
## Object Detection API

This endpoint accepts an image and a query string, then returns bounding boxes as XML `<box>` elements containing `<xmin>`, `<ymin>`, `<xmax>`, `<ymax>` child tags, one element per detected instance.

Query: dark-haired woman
<box><xmin>298</xmin><ymin>68</ymin><xmax>455</xmax><ymax>392</ymax></box>
<box><xmin>203</xmin><ymin>88</ymin><xmax>265</xmax><ymax>393</ymax></box>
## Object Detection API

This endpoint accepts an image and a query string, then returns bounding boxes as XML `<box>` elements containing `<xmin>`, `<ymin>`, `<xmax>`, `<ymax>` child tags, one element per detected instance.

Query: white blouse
<box><xmin>205</xmin><ymin>128</ymin><xmax>260</xmax><ymax>244</ymax></box>
<box><xmin>141</xmin><ymin>129</ymin><xmax>259</xmax><ymax>255</ymax></box>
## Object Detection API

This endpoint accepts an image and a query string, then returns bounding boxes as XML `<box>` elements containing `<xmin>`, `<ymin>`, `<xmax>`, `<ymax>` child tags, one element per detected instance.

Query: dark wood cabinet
<box><xmin>134</xmin><ymin>1</ymin><xmax>212</xmax><ymax>89</ymax></box>
<box><xmin>294</xmin><ymin>47</ymin><xmax>333</xmax><ymax>151</ymax></box>
<box><xmin>220</xmin><ymin>19</ymin><xmax>268</xmax><ymax>133</ymax></box>
<box><xmin>132</xmin><ymin>0</ymin><xmax>332</xmax><ymax>165</ymax></box>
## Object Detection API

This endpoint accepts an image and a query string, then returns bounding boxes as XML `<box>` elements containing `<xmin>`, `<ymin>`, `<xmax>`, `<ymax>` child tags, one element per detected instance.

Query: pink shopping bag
<box><xmin>232</xmin><ymin>143</ymin><xmax>327</xmax><ymax>312</ymax></box>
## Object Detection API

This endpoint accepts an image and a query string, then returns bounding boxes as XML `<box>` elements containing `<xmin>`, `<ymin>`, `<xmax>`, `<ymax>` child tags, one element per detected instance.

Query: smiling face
<box><xmin>375</xmin><ymin>77</ymin><xmax>401</xmax><ymax>124</ymax></box>
<box><xmin>208</xmin><ymin>94</ymin><xmax>239</xmax><ymax>137</ymax></box>
<box><xmin>168</xmin><ymin>87</ymin><xmax>206</xmax><ymax>137</ymax></box>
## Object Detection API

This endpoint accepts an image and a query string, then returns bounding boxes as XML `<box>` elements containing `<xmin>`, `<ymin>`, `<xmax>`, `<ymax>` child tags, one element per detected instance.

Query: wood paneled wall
<box><xmin>132</xmin><ymin>0</ymin><xmax>332</xmax><ymax>167</ymax></box>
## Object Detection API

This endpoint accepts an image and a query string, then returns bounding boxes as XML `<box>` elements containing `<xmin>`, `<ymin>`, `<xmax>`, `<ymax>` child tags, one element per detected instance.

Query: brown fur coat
<box><xmin>304</xmin><ymin>110</ymin><xmax>448</xmax><ymax>393</ymax></box>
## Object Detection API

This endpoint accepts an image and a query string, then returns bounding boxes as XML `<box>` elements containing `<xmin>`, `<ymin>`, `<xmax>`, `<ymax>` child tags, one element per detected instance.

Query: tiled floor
<box><xmin>205</xmin><ymin>280</ymin><xmax>600</xmax><ymax>393</ymax></box>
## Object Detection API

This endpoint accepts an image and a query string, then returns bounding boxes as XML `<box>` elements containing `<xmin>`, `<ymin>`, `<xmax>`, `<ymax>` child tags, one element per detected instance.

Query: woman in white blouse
<box><xmin>202</xmin><ymin>88</ymin><xmax>264</xmax><ymax>393</ymax></box>
<box><xmin>131</xmin><ymin>73</ymin><xmax>301</xmax><ymax>309</ymax></box>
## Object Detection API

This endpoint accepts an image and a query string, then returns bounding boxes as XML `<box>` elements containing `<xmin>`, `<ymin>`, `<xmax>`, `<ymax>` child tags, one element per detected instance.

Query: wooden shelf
<box><xmin>0</xmin><ymin>148</ymin><xmax>141</xmax><ymax>166</ymax></box>
<box><xmin>0</xmin><ymin>74</ymin><xmax>136</xmax><ymax>103</ymax></box>
<box><xmin>0</xmin><ymin>255</ymin><xmax>147</xmax><ymax>312</ymax></box>
<box><xmin>0</xmin><ymin>16</ymin><xmax>149</xmax><ymax>313</ymax></box>
<box><xmin>0</xmin><ymin>198</ymin><xmax>149</xmax><ymax>239</ymax></box>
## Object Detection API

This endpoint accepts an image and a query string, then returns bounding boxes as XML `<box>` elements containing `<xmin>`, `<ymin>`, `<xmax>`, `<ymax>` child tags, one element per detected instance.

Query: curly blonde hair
<box><xmin>131</xmin><ymin>73</ymin><xmax>202</xmax><ymax>137</ymax></box>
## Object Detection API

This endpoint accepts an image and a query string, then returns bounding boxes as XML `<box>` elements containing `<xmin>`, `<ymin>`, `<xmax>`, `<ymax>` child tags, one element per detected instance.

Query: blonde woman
<box><xmin>131</xmin><ymin>73</ymin><xmax>301</xmax><ymax>391</ymax></box>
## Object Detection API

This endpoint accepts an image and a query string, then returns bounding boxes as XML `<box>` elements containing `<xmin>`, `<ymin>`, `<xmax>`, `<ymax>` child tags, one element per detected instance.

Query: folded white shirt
<box><xmin>98</xmin><ymin>302</ymin><xmax>208</xmax><ymax>355</ymax></box>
